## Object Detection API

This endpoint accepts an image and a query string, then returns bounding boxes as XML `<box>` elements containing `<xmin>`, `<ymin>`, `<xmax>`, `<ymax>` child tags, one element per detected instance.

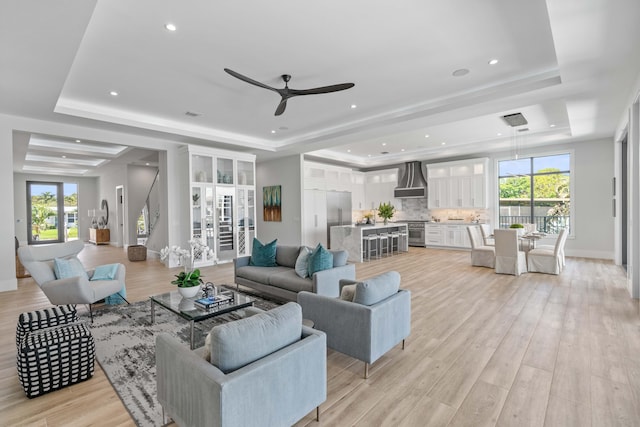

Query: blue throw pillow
<box><xmin>53</xmin><ymin>257</ymin><xmax>88</xmax><ymax>280</ymax></box>
<box><xmin>308</xmin><ymin>243</ymin><xmax>334</xmax><ymax>276</ymax></box>
<box><xmin>90</xmin><ymin>263</ymin><xmax>119</xmax><ymax>281</ymax></box>
<box><xmin>249</xmin><ymin>238</ymin><xmax>278</xmax><ymax>267</ymax></box>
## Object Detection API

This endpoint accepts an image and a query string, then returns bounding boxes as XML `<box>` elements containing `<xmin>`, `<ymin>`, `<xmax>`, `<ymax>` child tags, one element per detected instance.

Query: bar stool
<box><xmin>363</xmin><ymin>234</ymin><xmax>379</xmax><ymax>261</ymax></box>
<box><xmin>398</xmin><ymin>229</ymin><xmax>408</xmax><ymax>252</ymax></box>
<box><xmin>389</xmin><ymin>232</ymin><xmax>400</xmax><ymax>255</ymax></box>
<box><xmin>378</xmin><ymin>233</ymin><xmax>390</xmax><ymax>257</ymax></box>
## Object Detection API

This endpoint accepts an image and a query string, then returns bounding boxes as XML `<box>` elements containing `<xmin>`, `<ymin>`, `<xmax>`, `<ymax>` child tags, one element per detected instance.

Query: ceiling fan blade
<box><xmin>274</xmin><ymin>98</ymin><xmax>288</xmax><ymax>116</ymax></box>
<box><xmin>224</xmin><ymin>68</ymin><xmax>278</xmax><ymax>92</ymax></box>
<box><xmin>289</xmin><ymin>83</ymin><xmax>355</xmax><ymax>96</ymax></box>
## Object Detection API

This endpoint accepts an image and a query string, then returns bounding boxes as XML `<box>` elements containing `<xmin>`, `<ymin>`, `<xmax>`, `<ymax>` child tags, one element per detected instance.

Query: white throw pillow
<box><xmin>294</xmin><ymin>247</ymin><xmax>311</xmax><ymax>278</ymax></box>
<box><xmin>340</xmin><ymin>284</ymin><xmax>357</xmax><ymax>301</ymax></box>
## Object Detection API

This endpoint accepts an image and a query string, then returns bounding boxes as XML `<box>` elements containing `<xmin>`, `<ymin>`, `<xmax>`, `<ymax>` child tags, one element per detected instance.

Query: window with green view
<box><xmin>498</xmin><ymin>153</ymin><xmax>571</xmax><ymax>234</ymax></box>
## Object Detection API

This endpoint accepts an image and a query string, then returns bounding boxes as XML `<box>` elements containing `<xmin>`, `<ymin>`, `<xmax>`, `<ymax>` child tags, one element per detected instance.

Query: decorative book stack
<box><xmin>194</xmin><ymin>294</ymin><xmax>233</xmax><ymax>310</ymax></box>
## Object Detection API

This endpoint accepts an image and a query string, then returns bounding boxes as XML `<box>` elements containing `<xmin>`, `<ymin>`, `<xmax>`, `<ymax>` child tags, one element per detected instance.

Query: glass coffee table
<box><xmin>150</xmin><ymin>288</ymin><xmax>254</xmax><ymax>349</ymax></box>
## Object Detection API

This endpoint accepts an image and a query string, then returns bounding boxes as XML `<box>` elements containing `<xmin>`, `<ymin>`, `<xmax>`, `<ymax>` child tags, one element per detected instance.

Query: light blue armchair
<box><xmin>156</xmin><ymin>302</ymin><xmax>327</xmax><ymax>427</ymax></box>
<box><xmin>297</xmin><ymin>271</ymin><xmax>411</xmax><ymax>378</ymax></box>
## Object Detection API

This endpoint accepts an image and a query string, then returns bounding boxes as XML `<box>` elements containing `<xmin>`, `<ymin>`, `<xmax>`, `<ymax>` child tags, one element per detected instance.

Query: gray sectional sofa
<box><xmin>234</xmin><ymin>245</ymin><xmax>356</xmax><ymax>301</ymax></box>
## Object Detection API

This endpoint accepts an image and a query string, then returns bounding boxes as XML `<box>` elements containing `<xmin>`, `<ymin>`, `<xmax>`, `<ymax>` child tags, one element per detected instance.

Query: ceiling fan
<box><xmin>224</xmin><ymin>68</ymin><xmax>355</xmax><ymax>116</ymax></box>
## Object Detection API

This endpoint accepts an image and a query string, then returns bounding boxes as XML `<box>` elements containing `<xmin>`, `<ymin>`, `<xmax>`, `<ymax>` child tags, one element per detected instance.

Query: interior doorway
<box><xmin>116</xmin><ymin>186</ymin><xmax>125</xmax><ymax>247</ymax></box>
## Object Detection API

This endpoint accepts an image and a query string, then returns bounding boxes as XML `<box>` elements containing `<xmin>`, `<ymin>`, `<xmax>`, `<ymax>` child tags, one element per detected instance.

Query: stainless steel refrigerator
<box><xmin>326</xmin><ymin>191</ymin><xmax>352</xmax><ymax>249</ymax></box>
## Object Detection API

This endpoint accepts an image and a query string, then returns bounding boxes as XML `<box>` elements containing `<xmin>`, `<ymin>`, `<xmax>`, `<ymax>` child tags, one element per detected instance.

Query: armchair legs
<box><xmin>364</xmin><ymin>362</ymin><xmax>369</xmax><ymax>379</ymax></box>
<box><xmin>316</xmin><ymin>406</ymin><xmax>321</xmax><ymax>422</ymax></box>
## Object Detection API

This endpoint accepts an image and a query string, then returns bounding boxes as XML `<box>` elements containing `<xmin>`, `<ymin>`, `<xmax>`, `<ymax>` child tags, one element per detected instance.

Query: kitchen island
<box><xmin>330</xmin><ymin>223</ymin><xmax>409</xmax><ymax>262</ymax></box>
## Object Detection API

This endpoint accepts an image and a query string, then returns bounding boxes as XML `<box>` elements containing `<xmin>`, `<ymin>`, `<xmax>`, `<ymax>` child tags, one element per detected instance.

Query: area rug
<box><xmin>82</xmin><ymin>287</ymin><xmax>280</xmax><ymax>427</ymax></box>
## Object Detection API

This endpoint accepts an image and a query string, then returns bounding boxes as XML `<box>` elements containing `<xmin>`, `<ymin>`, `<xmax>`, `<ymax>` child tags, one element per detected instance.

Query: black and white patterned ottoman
<box><xmin>16</xmin><ymin>306</ymin><xmax>96</xmax><ymax>398</ymax></box>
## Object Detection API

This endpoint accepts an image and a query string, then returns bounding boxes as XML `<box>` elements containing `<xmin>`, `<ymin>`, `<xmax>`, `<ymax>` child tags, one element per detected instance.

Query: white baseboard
<box><xmin>565</xmin><ymin>249</ymin><xmax>614</xmax><ymax>260</ymax></box>
<box><xmin>0</xmin><ymin>278</ymin><xmax>18</xmax><ymax>292</ymax></box>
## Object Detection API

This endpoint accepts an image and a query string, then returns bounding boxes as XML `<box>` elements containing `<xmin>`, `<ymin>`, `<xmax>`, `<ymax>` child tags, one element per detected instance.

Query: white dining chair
<box><xmin>466</xmin><ymin>225</ymin><xmax>495</xmax><ymax>268</ymax></box>
<box><xmin>479</xmin><ymin>224</ymin><xmax>495</xmax><ymax>246</ymax></box>
<box><xmin>535</xmin><ymin>230</ymin><xmax>567</xmax><ymax>268</ymax></box>
<box><xmin>527</xmin><ymin>228</ymin><xmax>569</xmax><ymax>275</ymax></box>
<box><xmin>494</xmin><ymin>229</ymin><xmax>527</xmax><ymax>276</ymax></box>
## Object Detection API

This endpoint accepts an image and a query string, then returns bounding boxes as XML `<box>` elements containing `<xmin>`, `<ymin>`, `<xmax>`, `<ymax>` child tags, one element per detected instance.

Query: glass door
<box><xmin>237</xmin><ymin>188</ymin><xmax>256</xmax><ymax>256</ymax></box>
<box><xmin>191</xmin><ymin>184</ymin><xmax>215</xmax><ymax>266</ymax></box>
<box><xmin>216</xmin><ymin>187</ymin><xmax>235</xmax><ymax>262</ymax></box>
<box><xmin>27</xmin><ymin>181</ymin><xmax>78</xmax><ymax>244</ymax></box>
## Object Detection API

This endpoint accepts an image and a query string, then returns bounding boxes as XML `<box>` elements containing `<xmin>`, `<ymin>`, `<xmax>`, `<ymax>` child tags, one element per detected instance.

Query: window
<box><xmin>498</xmin><ymin>154</ymin><xmax>571</xmax><ymax>234</ymax></box>
<box><xmin>27</xmin><ymin>181</ymin><xmax>78</xmax><ymax>244</ymax></box>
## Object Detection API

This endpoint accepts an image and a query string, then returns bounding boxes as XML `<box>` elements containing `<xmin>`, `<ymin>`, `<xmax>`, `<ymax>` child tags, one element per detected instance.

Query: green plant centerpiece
<box><xmin>509</xmin><ymin>223</ymin><xmax>524</xmax><ymax>229</ymax></box>
<box><xmin>160</xmin><ymin>240</ymin><xmax>213</xmax><ymax>298</ymax></box>
<box><xmin>377</xmin><ymin>202</ymin><xmax>395</xmax><ymax>225</ymax></box>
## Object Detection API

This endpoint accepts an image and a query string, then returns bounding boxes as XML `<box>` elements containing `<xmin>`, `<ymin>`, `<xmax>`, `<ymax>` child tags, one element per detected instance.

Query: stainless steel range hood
<box><xmin>394</xmin><ymin>161</ymin><xmax>428</xmax><ymax>198</ymax></box>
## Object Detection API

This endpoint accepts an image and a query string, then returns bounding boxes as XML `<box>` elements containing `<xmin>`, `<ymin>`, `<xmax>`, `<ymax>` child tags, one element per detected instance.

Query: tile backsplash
<box><xmin>352</xmin><ymin>197</ymin><xmax>490</xmax><ymax>224</ymax></box>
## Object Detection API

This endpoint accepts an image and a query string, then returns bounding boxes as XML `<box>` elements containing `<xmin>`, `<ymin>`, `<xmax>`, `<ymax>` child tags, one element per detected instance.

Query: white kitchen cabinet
<box><xmin>427</xmin><ymin>158</ymin><xmax>488</xmax><ymax>209</ymax></box>
<box><xmin>425</xmin><ymin>223</ymin><xmax>471</xmax><ymax>248</ymax></box>
<box><xmin>425</xmin><ymin>224</ymin><xmax>444</xmax><ymax>246</ymax></box>
<box><xmin>364</xmin><ymin>168</ymin><xmax>400</xmax><ymax>211</ymax></box>
<box><xmin>444</xmin><ymin>225</ymin><xmax>471</xmax><ymax>248</ymax></box>
<box><xmin>351</xmin><ymin>171</ymin><xmax>366</xmax><ymax>210</ymax></box>
<box><xmin>303</xmin><ymin>189</ymin><xmax>327</xmax><ymax>248</ymax></box>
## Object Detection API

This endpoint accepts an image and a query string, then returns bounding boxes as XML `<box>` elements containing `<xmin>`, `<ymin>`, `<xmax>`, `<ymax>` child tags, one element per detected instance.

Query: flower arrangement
<box><xmin>377</xmin><ymin>202</ymin><xmax>395</xmax><ymax>224</ymax></box>
<box><xmin>160</xmin><ymin>240</ymin><xmax>214</xmax><ymax>288</ymax></box>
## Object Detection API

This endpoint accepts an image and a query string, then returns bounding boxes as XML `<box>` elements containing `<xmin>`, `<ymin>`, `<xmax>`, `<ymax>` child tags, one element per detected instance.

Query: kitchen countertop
<box><xmin>332</xmin><ymin>223</ymin><xmax>408</xmax><ymax>230</ymax></box>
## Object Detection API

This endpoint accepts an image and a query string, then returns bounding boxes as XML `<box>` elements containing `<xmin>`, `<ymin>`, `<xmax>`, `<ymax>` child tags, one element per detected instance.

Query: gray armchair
<box><xmin>297</xmin><ymin>271</ymin><xmax>411</xmax><ymax>378</ymax></box>
<box><xmin>17</xmin><ymin>240</ymin><xmax>126</xmax><ymax>320</ymax></box>
<box><xmin>156</xmin><ymin>302</ymin><xmax>327</xmax><ymax>427</ymax></box>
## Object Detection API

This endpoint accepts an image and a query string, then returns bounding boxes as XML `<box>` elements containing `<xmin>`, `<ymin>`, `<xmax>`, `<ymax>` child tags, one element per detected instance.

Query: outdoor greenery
<box><xmin>499</xmin><ymin>168</ymin><xmax>569</xmax><ymax>200</ymax></box>
<box><xmin>30</xmin><ymin>191</ymin><xmax>79</xmax><ymax>240</ymax></box>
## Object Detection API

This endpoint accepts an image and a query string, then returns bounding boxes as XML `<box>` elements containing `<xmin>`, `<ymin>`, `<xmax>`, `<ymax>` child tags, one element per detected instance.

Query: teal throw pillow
<box><xmin>308</xmin><ymin>243</ymin><xmax>334</xmax><ymax>276</ymax></box>
<box><xmin>90</xmin><ymin>263</ymin><xmax>119</xmax><ymax>281</ymax></box>
<box><xmin>249</xmin><ymin>238</ymin><xmax>278</xmax><ymax>267</ymax></box>
<box><xmin>53</xmin><ymin>257</ymin><xmax>88</xmax><ymax>280</ymax></box>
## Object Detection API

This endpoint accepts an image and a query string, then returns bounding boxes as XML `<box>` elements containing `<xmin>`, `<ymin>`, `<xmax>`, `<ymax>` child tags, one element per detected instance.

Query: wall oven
<box><xmin>406</xmin><ymin>221</ymin><xmax>426</xmax><ymax>247</ymax></box>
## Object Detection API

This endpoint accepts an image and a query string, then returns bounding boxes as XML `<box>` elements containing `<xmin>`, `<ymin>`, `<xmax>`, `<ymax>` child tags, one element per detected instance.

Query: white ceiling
<box><xmin>3</xmin><ymin>0</ymin><xmax>640</xmax><ymax>174</ymax></box>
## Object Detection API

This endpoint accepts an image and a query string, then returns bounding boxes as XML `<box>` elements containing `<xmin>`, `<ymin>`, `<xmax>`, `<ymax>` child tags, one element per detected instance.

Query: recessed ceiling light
<box><xmin>347</xmin><ymin>149</ymin><xmax>351</xmax><ymax>153</ymax></box>
<box><xmin>368</xmin><ymin>154</ymin><xmax>372</xmax><ymax>157</ymax></box>
<box><xmin>61</xmin><ymin>155</ymin><xmax>66</xmax><ymax>159</ymax></box>
<box><xmin>497</xmin><ymin>133</ymin><xmax>502</xmax><ymax>136</ymax></box>
<box><xmin>350</xmin><ymin>104</ymin><xmax>357</xmax><ymax>109</ymax></box>
<box><xmin>550</xmin><ymin>124</ymin><xmax>556</xmax><ymax>128</ymax></box>
<box><xmin>452</xmin><ymin>68</ymin><xmax>470</xmax><ymax>77</ymax></box>
<box><xmin>145</xmin><ymin>163</ymin><xmax>150</xmax><ymax>166</ymax></box>
<box><xmin>382</xmin><ymin>142</ymin><xmax>387</xmax><ymax>146</ymax></box>
<box><xmin>271</xmin><ymin>130</ymin><xmax>276</xmax><ymax>134</ymax></box>
<box><xmin>164</xmin><ymin>23</ymin><xmax>177</xmax><ymax>31</ymax></box>
<box><xmin>424</xmin><ymin>134</ymin><xmax>430</xmax><ymax>138</ymax></box>
<box><xmin>488</xmin><ymin>59</ymin><xmax>499</xmax><ymax>65</ymax></box>
<box><xmin>75</xmin><ymin>139</ymin><xmax>81</xmax><ymax>143</ymax></box>
<box><xmin>109</xmin><ymin>91</ymin><xmax>118</xmax><ymax>96</ymax></box>
<box><xmin>401</xmin><ymin>149</ymin><xmax>405</xmax><ymax>152</ymax></box>
<box><xmin>441</xmin><ymin>142</ymin><xmax>446</xmax><ymax>145</ymax></box>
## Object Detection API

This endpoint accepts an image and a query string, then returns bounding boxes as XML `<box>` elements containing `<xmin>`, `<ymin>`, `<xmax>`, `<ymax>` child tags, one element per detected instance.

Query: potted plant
<box><xmin>509</xmin><ymin>223</ymin><xmax>525</xmax><ymax>236</ymax></box>
<box><xmin>363</xmin><ymin>212</ymin><xmax>374</xmax><ymax>224</ymax></box>
<box><xmin>377</xmin><ymin>202</ymin><xmax>395</xmax><ymax>225</ymax></box>
<box><xmin>160</xmin><ymin>240</ymin><xmax>213</xmax><ymax>298</ymax></box>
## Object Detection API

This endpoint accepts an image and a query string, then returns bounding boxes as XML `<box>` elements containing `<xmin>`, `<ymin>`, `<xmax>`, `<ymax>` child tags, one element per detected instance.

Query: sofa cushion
<box><xmin>209</xmin><ymin>302</ymin><xmax>302</xmax><ymax>373</ymax></box>
<box><xmin>53</xmin><ymin>257</ymin><xmax>88</xmax><ymax>280</ymax></box>
<box><xmin>268</xmin><ymin>270</ymin><xmax>314</xmax><ymax>293</ymax></box>
<box><xmin>236</xmin><ymin>266</ymin><xmax>291</xmax><ymax>285</ymax></box>
<box><xmin>353</xmin><ymin>271</ymin><xmax>401</xmax><ymax>306</ymax></box>
<box><xmin>249</xmin><ymin>238</ymin><xmax>277</xmax><ymax>267</ymax></box>
<box><xmin>294</xmin><ymin>247</ymin><xmax>311</xmax><ymax>278</ymax></box>
<box><xmin>308</xmin><ymin>243</ymin><xmax>334</xmax><ymax>276</ymax></box>
<box><xmin>276</xmin><ymin>245</ymin><xmax>301</xmax><ymax>268</ymax></box>
<box><xmin>330</xmin><ymin>250</ymin><xmax>348</xmax><ymax>267</ymax></box>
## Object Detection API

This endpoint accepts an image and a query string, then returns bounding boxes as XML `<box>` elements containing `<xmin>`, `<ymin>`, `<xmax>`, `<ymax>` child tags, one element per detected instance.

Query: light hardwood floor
<box><xmin>1</xmin><ymin>244</ymin><xmax>639</xmax><ymax>426</ymax></box>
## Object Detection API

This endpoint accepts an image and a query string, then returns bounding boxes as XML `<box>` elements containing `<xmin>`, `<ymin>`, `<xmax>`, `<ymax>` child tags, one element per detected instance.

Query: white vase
<box><xmin>178</xmin><ymin>285</ymin><xmax>201</xmax><ymax>299</ymax></box>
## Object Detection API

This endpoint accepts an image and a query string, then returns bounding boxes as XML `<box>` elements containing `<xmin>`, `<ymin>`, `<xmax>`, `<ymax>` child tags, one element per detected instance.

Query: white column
<box><xmin>0</xmin><ymin>118</ymin><xmax>17</xmax><ymax>291</ymax></box>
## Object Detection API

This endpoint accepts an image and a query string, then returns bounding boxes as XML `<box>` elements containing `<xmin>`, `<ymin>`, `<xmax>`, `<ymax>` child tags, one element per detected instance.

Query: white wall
<box><xmin>0</xmin><ymin>123</ymin><xmax>16</xmax><ymax>291</ymax></box>
<box><xmin>256</xmin><ymin>155</ymin><xmax>304</xmax><ymax>245</ymax></box>
<box><xmin>13</xmin><ymin>173</ymin><xmax>99</xmax><ymax>244</ymax></box>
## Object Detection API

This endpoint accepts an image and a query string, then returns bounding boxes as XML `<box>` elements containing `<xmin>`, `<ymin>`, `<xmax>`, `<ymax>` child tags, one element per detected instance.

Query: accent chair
<box><xmin>297</xmin><ymin>271</ymin><xmax>411</xmax><ymax>378</ymax></box>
